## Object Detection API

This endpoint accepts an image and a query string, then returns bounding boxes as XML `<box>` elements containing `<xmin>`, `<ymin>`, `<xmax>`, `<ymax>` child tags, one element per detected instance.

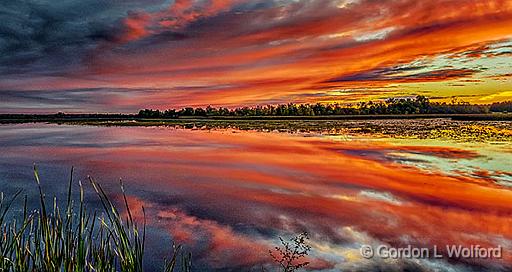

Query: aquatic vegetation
<box><xmin>60</xmin><ymin>118</ymin><xmax>512</xmax><ymax>142</ymax></box>
<box><xmin>0</xmin><ymin>166</ymin><xmax>191</xmax><ymax>272</ymax></box>
<box><xmin>430</xmin><ymin>124</ymin><xmax>512</xmax><ymax>142</ymax></box>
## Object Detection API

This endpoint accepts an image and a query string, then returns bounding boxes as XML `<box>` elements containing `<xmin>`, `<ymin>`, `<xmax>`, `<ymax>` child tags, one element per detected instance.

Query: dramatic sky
<box><xmin>1</xmin><ymin>0</ymin><xmax>511</xmax><ymax>113</ymax></box>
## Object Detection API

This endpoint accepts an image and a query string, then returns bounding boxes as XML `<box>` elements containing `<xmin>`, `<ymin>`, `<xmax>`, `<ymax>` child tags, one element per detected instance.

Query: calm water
<box><xmin>0</xmin><ymin>123</ymin><xmax>511</xmax><ymax>271</ymax></box>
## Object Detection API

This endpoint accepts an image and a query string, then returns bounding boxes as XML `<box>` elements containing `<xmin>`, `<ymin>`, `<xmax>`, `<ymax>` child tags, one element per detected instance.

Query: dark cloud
<box><xmin>0</xmin><ymin>0</ymin><xmax>168</xmax><ymax>75</ymax></box>
<box><xmin>0</xmin><ymin>88</ymin><xmax>154</xmax><ymax>113</ymax></box>
<box><xmin>325</xmin><ymin>65</ymin><xmax>481</xmax><ymax>83</ymax></box>
<box><xmin>0</xmin><ymin>84</ymin><xmax>251</xmax><ymax>113</ymax></box>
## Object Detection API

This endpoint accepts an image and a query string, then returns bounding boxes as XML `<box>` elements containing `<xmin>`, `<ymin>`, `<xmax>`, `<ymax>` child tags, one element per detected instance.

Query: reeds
<box><xmin>0</xmin><ymin>166</ymin><xmax>191</xmax><ymax>272</ymax></box>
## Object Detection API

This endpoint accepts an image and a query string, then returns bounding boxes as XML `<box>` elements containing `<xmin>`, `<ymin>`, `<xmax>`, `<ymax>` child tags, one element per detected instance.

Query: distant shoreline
<box><xmin>2</xmin><ymin>113</ymin><xmax>511</xmax><ymax>142</ymax></box>
<box><xmin>1</xmin><ymin>113</ymin><xmax>512</xmax><ymax>124</ymax></box>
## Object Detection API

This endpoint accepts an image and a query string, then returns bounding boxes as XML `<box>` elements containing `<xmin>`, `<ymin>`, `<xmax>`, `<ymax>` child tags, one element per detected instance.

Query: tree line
<box><xmin>138</xmin><ymin>96</ymin><xmax>512</xmax><ymax>118</ymax></box>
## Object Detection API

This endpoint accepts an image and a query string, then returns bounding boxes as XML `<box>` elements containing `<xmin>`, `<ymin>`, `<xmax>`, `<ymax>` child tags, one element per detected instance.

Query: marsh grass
<box><xmin>0</xmin><ymin>166</ymin><xmax>191</xmax><ymax>272</ymax></box>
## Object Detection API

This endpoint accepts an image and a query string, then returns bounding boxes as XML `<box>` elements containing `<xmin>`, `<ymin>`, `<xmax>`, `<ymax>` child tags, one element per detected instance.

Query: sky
<box><xmin>0</xmin><ymin>0</ymin><xmax>511</xmax><ymax>113</ymax></box>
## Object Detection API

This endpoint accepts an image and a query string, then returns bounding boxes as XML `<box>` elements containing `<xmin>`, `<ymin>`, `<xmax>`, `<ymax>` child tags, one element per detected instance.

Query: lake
<box><xmin>0</xmin><ymin>121</ymin><xmax>511</xmax><ymax>271</ymax></box>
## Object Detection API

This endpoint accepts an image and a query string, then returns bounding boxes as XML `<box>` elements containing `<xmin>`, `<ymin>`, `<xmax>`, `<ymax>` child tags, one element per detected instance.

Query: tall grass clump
<box><xmin>0</xmin><ymin>166</ymin><xmax>191</xmax><ymax>272</ymax></box>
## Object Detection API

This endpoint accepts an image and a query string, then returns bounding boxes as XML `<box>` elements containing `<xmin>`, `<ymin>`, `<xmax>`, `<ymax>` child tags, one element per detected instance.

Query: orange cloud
<box><xmin>79</xmin><ymin>0</ymin><xmax>512</xmax><ymax>107</ymax></box>
<box><xmin>2</xmin><ymin>0</ymin><xmax>512</xmax><ymax>112</ymax></box>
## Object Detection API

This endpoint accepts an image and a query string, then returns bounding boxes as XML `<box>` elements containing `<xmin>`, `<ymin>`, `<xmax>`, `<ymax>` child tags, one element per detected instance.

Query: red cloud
<box><xmin>2</xmin><ymin>1</ymin><xmax>512</xmax><ymax>110</ymax></box>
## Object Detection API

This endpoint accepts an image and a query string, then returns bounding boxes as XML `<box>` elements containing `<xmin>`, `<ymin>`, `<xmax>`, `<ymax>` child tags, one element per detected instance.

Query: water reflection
<box><xmin>0</xmin><ymin>123</ymin><xmax>511</xmax><ymax>271</ymax></box>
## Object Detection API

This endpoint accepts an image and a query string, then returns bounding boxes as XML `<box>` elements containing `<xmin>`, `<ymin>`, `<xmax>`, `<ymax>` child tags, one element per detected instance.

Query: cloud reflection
<box><xmin>0</xmin><ymin>124</ymin><xmax>511</xmax><ymax>271</ymax></box>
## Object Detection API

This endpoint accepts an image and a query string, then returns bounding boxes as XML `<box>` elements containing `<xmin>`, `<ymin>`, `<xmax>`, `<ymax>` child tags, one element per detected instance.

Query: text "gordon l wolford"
<box><xmin>360</xmin><ymin>244</ymin><xmax>503</xmax><ymax>259</ymax></box>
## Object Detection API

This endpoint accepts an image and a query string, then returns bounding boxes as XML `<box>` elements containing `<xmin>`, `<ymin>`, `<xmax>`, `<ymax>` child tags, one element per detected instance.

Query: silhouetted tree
<box><xmin>137</xmin><ymin>96</ymin><xmax>493</xmax><ymax>118</ymax></box>
<box><xmin>490</xmin><ymin>101</ymin><xmax>512</xmax><ymax>112</ymax></box>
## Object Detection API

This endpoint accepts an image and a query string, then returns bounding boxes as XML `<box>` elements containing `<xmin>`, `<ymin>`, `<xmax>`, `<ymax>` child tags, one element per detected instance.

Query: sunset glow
<box><xmin>1</xmin><ymin>0</ymin><xmax>511</xmax><ymax>112</ymax></box>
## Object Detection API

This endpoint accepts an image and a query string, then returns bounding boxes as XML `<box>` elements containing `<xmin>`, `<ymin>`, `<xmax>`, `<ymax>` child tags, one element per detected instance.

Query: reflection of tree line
<box><xmin>138</xmin><ymin>96</ymin><xmax>512</xmax><ymax>118</ymax></box>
